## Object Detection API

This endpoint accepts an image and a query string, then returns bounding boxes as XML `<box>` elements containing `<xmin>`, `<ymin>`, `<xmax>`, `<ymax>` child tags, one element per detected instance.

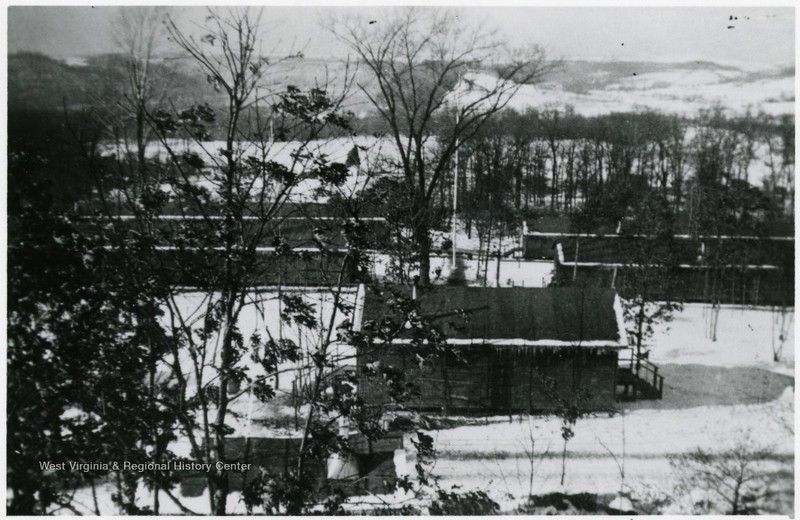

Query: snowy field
<box><xmin>649</xmin><ymin>303</ymin><xmax>794</xmax><ymax>375</ymax></box>
<box><xmin>429</xmin><ymin>390</ymin><xmax>793</xmax><ymax>512</ymax></box>
<box><xmin>370</xmin><ymin>253</ymin><xmax>555</xmax><ymax>288</ymax></box>
<box><xmin>458</xmin><ymin>67</ymin><xmax>794</xmax><ymax>118</ymax></box>
<box><xmin>65</xmin><ymin>390</ymin><xmax>794</xmax><ymax>514</ymax></box>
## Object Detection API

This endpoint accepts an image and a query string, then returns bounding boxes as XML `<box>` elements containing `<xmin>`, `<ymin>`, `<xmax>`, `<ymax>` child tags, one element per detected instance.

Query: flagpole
<box><xmin>452</xmin><ymin>70</ymin><xmax>461</xmax><ymax>268</ymax></box>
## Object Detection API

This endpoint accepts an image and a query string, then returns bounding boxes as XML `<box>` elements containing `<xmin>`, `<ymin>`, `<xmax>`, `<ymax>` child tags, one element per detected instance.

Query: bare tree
<box><xmin>107</xmin><ymin>8</ymin><xmax>173</xmax><ymax>513</ymax></box>
<box><xmin>155</xmin><ymin>8</ymin><xmax>359</xmax><ymax>515</ymax></box>
<box><xmin>85</xmin><ymin>8</ymin><xmax>455</xmax><ymax>513</ymax></box>
<box><xmin>82</xmin><ymin>7</ymin><xmax>356</xmax><ymax>514</ymax></box>
<box><xmin>670</xmin><ymin>440</ymin><xmax>783</xmax><ymax>515</ymax></box>
<box><xmin>771</xmin><ymin>304</ymin><xmax>792</xmax><ymax>362</ymax></box>
<box><xmin>330</xmin><ymin>7</ymin><xmax>551</xmax><ymax>284</ymax></box>
<box><xmin>111</xmin><ymin>7</ymin><xmax>170</xmax><ymax>182</ymax></box>
<box><xmin>760</xmin><ymin>112</ymin><xmax>795</xmax><ymax>215</ymax></box>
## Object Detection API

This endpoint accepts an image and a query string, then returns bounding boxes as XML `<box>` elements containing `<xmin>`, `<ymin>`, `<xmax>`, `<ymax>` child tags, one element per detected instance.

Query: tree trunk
<box><xmin>136</xmin><ymin>104</ymin><xmax>147</xmax><ymax>183</ymax></box>
<box><xmin>635</xmin><ymin>300</ymin><xmax>645</xmax><ymax>383</ymax></box>
<box><xmin>415</xmin><ymin>225</ymin><xmax>432</xmax><ymax>286</ymax></box>
<box><xmin>550</xmin><ymin>142</ymin><xmax>559</xmax><ymax>212</ymax></box>
<box><xmin>148</xmin><ymin>335</ymin><xmax>160</xmax><ymax>515</ymax></box>
<box><xmin>484</xmin><ymin>225</ymin><xmax>492</xmax><ymax>287</ymax></box>
<box><xmin>732</xmin><ymin>481</ymin><xmax>741</xmax><ymax>515</ymax></box>
<box><xmin>495</xmin><ymin>241</ymin><xmax>502</xmax><ymax>287</ymax></box>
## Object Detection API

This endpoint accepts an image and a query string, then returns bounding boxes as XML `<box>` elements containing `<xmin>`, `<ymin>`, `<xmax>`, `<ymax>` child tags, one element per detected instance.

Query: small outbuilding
<box><xmin>355</xmin><ymin>286</ymin><xmax>628</xmax><ymax>414</ymax></box>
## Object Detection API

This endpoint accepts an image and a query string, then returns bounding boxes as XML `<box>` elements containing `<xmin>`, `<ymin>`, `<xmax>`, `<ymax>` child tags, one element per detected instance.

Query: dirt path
<box><xmin>623</xmin><ymin>363</ymin><xmax>793</xmax><ymax>411</ymax></box>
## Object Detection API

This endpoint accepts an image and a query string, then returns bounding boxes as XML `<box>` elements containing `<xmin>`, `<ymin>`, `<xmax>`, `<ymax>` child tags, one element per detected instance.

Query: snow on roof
<box><xmin>100</xmin><ymin>135</ymin><xmax>401</xmax><ymax>168</ymax></box>
<box><xmin>359</xmin><ymin>286</ymin><xmax>626</xmax><ymax>348</ymax></box>
<box><xmin>98</xmin><ymin>136</ymin><xmax>402</xmax><ymax>204</ymax></box>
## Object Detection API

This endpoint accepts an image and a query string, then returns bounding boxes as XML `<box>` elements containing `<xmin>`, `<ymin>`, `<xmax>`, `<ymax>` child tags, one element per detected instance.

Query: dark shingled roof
<box><xmin>361</xmin><ymin>286</ymin><xmax>623</xmax><ymax>346</ymax></box>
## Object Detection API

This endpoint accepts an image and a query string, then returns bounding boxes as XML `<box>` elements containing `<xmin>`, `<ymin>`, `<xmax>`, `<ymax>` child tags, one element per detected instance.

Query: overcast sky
<box><xmin>8</xmin><ymin>6</ymin><xmax>794</xmax><ymax>67</ymax></box>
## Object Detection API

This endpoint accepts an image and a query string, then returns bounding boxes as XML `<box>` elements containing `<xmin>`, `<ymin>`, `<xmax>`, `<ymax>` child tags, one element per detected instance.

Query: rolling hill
<box><xmin>8</xmin><ymin>52</ymin><xmax>794</xmax><ymax>118</ymax></box>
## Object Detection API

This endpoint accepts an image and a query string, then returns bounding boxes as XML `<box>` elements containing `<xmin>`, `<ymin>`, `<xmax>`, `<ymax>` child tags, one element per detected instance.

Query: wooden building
<box><xmin>179</xmin><ymin>434</ymin><xmax>403</xmax><ymax>499</ymax></box>
<box><xmin>523</xmin><ymin>230</ymin><xmax>794</xmax><ymax>306</ymax></box>
<box><xmin>355</xmin><ymin>286</ymin><xmax>628</xmax><ymax>414</ymax></box>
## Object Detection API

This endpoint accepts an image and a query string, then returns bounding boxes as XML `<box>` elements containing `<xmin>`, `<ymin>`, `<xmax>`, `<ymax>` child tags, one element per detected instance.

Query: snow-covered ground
<box><xmin>371</xmin><ymin>224</ymin><xmax>555</xmax><ymax>287</ymax></box>
<box><xmin>429</xmin><ymin>389</ymin><xmax>793</xmax><ymax>512</ymax></box>
<box><xmin>56</xmin><ymin>483</ymin><xmax>255</xmax><ymax>515</ymax></box>
<box><xmin>58</xmin><ymin>296</ymin><xmax>795</xmax><ymax>515</ymax></box>
<box><xmin>421</xmin><ymin>303</ymin><xmax>795</xmax><ymax>513</ymax></box>
<box><xmin>67</xmin><ymin>387</ymin><xmax>793</xmax><ymax>514</ymax></box>
<box><xmin>370</xmin><ymin>253</ymin><xmax>555</xmax><ymax>288</ymax></box>
<box><xmin>648</xmin><ymin>303</ymin><xmax>794</xmax><ymax>375</ymax></box>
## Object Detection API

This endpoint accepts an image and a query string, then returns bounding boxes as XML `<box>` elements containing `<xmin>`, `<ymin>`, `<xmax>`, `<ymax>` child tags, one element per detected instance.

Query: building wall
<box><xmin>358</xmin><ymin>345</ymin><xmax>619</xmax><ymax>414</ymax></box>
<box><xmin>557</xmin><ymin>263</ymin><xmax>794</xmax><ymax>307</ymax></box>
<box><xmin>527</xmin><ymin>233</ymin><xmax>794</xmax><ymax>306</ymax></box>
<box><xmin>179</xmin><ymin>436</ymin><xmax>400</xmax><ymax>499</ymax></box>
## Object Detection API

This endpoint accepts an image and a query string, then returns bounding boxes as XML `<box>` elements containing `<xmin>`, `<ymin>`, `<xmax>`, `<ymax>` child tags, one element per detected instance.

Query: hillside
<box><xmin>7</xmin><ymin>52</ymin><xmax>368</xmax><ymax>114</ymax></box>
<box><xmin>9</xmin><ymin>52</ymin><xmax>794</xmax><ymax>117</ymax></box>
<box><xmin>519</xmin><ymin>60</ymin><xmax>794</xmax><ymax>116</ymax></box>
<box><xmin>8</xmin><ymin>52</ymin><xmax>219</xmax><ymax>111</ymax></box>
<box><xmin>8</xmin><ymin>52</ymin><xmax>106</xmax><ymax>110</ymax></box>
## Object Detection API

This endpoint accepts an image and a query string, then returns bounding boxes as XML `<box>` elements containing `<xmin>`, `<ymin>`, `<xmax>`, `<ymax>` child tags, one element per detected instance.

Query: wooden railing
<box><xmin>618</xmin><ymin>348</ymin><xmax>664</xmax><ymax>398</ymax></box>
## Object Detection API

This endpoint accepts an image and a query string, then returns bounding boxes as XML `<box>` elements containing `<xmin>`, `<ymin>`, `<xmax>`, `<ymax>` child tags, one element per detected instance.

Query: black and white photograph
<box><xmin>5</xmin><ymin>4</ymin><xmax>795</xmax><ymax>516</ymax></box>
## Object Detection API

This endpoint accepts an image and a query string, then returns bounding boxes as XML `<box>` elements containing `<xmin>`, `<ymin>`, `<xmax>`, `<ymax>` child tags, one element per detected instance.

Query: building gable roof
<box><xmin>360</xmin><ymin>286</ymin><xmax>626</xmax><ymax>348</ymax></box>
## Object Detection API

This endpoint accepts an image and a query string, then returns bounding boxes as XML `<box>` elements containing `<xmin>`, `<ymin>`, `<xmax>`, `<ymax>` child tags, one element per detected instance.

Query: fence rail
<box><xmin>618</xmin><ymin>348</ymin><xmax>664</xmax><ymax>398</ymax></box>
